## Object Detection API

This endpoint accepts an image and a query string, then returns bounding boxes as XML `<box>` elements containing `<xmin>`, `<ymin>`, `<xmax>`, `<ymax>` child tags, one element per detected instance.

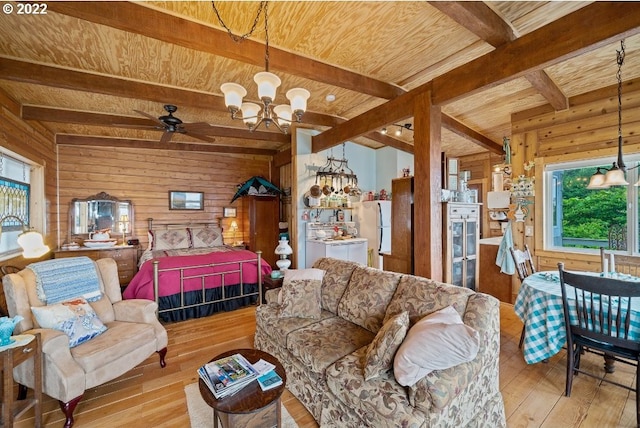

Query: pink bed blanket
<box><xmin>123</xmin><ymin>249</ymin><xmax>272</xmax><ymax>301</ymax></box>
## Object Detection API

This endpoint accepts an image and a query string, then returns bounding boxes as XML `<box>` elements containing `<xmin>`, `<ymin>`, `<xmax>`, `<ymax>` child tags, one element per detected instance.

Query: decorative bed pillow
<box><xmin>394</xmin><ymin>305</ymin><xmax>479</xmax><ymax>387</ymax></box>
<box><xmin>363</xmin><ymin>311</ymin><xmax>409</xmax><ymax>381</ymax></box>
<box><xmin>31</xmin><ymin>298</ymin><xmax>107</xmax><ymax>348</ymax></box>
<box><xmin>149</xmin><ymin>229</ymin><xmax>191</xmax><ymax>250</ymax></box>
<box><xmin>188</xmin><ymin>226</ymin><xmax>224</xmax><ymax>248</ymax></box>
<box><xmin>278</xmin><ymin>268</ymin><xmax>325</xmax><ymax>319</ymax></box>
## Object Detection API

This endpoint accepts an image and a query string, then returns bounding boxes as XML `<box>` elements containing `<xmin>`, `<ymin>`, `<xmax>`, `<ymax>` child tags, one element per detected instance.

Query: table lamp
<box><xmin>0</xmin><ymin>215</ymin><xmax>50</xmax><ymax>258</ymax></box>
<box><xmin>274</xmin><ymin>238</ymin><xmax>293</xmax><ymax>271</ymax></box>
<box><xmin>230</xmin><ymin>220</ymin><xmax>238</xmax><ymax>245</ymax></box>
<box><xmin>119</xmin><ymin>215</ymin><xmax>129</xmax><ymax>246</ymax></box>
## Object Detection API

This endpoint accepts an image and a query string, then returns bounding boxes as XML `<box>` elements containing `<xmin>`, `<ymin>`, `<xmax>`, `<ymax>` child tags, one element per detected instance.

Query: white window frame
<box><xmin>543</xmin><ymin>155</ymin><xmax>640</xmax><ymax>255</ymax></box>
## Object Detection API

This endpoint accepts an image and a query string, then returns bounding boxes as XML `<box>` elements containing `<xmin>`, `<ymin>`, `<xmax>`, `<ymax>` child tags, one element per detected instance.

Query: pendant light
<box><xmin>587</xmin><ymin>40</ymin><xmax>633</xmax><ymax>189</ymax></box>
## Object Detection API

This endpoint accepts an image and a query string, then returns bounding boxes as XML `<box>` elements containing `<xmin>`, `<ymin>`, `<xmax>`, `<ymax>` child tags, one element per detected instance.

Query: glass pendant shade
<box><xmin>254</xmin><ymin>72</ymin><xmax>281</xmax><ymax>102</ymax></box>
<box><xmin>17</xmin><ymin>230</ymin><xmax>50</xmax><ymax>259</ymax></box>
<box><xmin>220</xmin><ymin>83</ymin><xmax>247</xmax><ymax>110</ymax></box>
<box><xmin>604</xmin><ymin>167</ymin><xmax>629</xmax><ymax>186</ymax></box>
<box><xmin>241</xmin><ymin>102</ymin><xmax>260</xmax><ymax>127</ymax></box>
<box><xmin>587</xmin><ymin>171</ymin><xmax>609</xmax><ymax>189</ymax></box>
<box><xmin>273</xmin><ymin>104</ymin><xmax>292</xmax><ymax>127</ymax></box>
<box><xmin>286</xmin><ymin>88</ymin><xmax>310</xmax><ymax>114</ymax></box>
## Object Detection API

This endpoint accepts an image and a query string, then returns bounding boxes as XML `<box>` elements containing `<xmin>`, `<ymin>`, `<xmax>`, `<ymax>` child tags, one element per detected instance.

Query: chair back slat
<box><xmin>559</xmin><ymin>263</ymin><xmax>640</xmax><ymax>351</ymax></box>
<box><xmin>510</xmin><ymin>244</ymin><xmax>536</xmax><ymax>282</ymax></box>
<box><xmin>600</xmin><ymin>247</ymin><xmax>640</xmax><ymax>276</ymax></box>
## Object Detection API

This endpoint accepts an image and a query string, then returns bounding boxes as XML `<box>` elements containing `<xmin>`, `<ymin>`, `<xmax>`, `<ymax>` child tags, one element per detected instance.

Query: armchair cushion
<box><xmin>31</xmin><ymin>297</ymin><xmax>107</xmax><ymax>348</ymax></box>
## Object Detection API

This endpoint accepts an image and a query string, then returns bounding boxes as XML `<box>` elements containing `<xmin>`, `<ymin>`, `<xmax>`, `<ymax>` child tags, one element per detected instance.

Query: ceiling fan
<box><xmin>131</xmin><ymin>104</ymin><xmax>216</xmax><ymax>144</ymax></box>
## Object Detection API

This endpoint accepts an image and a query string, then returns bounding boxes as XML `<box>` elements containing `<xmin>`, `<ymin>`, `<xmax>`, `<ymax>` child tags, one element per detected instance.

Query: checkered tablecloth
<box><xmin>514</xmin><ymin>271</ymin><xmax>640</xmax><ymax>364</ymax></box>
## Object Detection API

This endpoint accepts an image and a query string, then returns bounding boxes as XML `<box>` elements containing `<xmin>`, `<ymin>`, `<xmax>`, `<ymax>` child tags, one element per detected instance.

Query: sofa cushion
<box><xmin>384</xmin><ymin>274</ymin><xmax>474</xmax><ymax>326</ymax></box>
<box><xmin>255</xmin><ymin>303</ymin><xmax>335</xmax><ymax>349</ymax></box>
<box><xmin>312</xmin><ymin>258</ymin><xmax>360</xmax><ymax>314</ymax></box>
<box><xmin>363</xmin><ymin>311</ymin><xmax>409</xmax><ymax>381</ymax></box>
<box><xmin>31</xmin><ymin>297</ymin><xmax>107</xmax><ymax>348</ymax></box>
<box><xmin>325</xmin><ymin>347</ymin><xmax>427</xmax><ymax>427</ymax></box>
<box><xmin>394</xmin><ymin>306</ymin><xmax>480</xmax><ymax>387</ymax></box>
<box><xmin>337</xmin><ymin>266</ymin><xmax>402</xmax><ymax>333</ymax></box>
<box><xmin>279</xmin><ymin>268</ymin><xmax>324</xmax><ymax>319</ymax></box>
<box><xmin>71</xmin><ymin>320</ymin><xmax>156</xmax><ymax>373</ymax></box>
<box><xmin>286</xmin><ymin>317</ymin><xmax>374</xmax><ymax>374</ymax></box>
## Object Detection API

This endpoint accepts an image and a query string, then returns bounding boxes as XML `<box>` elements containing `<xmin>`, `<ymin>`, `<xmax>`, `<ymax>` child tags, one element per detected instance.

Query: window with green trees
<box><xmin>545</xmin><ymin>159</ymin><xmax>639</xmax><ymax>253</ymax></box>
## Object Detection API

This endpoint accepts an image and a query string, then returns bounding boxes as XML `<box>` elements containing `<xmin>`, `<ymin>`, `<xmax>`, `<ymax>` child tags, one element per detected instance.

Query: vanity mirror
<box><xmin>69</xmin><ymin>192</ymin><xmax>134</xmax><ymax>241</ymax></box>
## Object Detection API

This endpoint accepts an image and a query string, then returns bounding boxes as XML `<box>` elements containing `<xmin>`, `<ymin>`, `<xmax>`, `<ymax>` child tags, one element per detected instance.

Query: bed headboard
<box><xmin>146</xmin><ymin>217</ymin><xmax>221</xmax><ymax>230</ymax></box>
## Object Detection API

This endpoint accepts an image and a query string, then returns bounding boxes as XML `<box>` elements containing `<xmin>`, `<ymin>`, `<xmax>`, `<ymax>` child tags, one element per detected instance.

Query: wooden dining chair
<box><xmin>601</xmin><ymin>247</ymin><xmax>640</xmax><ymax>276</ymax></box>
<box><xmin>558</xmin><ymin>263</ymin><xmax>640</xmax><ymax>427</ymax></box>
<box><xmin>510</xmin><ymin>245</ymin><xmax>536</xmax><ymax>348</ymax></box>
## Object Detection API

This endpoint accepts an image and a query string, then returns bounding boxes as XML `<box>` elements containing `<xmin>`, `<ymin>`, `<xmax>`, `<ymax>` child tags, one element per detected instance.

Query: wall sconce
<box><xmin>274</xmin><ymin>238</ymin><xmax>293</xmax><ymax>271</ymax></box>
<box><xmin>119</xmin><ymin>215</ymin><xmax>129</xmax><ymax>246</ymax></box>
<box><xmin>0</xmin><ymin>215</ymin><xmax>50</xmax><ymax>258</ymax></box>
<box><xmin>230</xmin><ymin>220</ymin><xmax>239</xmax><ymax>245</ymax></box>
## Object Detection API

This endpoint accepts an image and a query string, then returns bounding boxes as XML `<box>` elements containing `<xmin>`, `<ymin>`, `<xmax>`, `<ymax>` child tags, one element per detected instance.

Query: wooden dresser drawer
<box><xmin>53</xmin><ymin>245</ymin><xmax>138</xmax><ymax>286</ymax></box>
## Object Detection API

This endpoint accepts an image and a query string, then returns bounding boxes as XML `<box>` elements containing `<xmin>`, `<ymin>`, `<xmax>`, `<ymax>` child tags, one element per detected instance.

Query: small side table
<box><xmin>262</xmin><ymin>276</ymin><xmax>283</xmax><ymax>303</ymax></box>
<box><xmin>1</xmin><ymin>333</ymin><xmax>42</xmax><ymax>427</ymax></box>
<box><xmin>199</xmin><ymin>348</ymin><xmax>286</xmax><ymax>428</ymax></box>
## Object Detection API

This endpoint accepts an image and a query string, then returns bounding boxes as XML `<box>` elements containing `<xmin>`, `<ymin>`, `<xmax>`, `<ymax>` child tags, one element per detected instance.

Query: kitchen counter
<box><xmin>306</xmin><ymin>237</ymin><xmax>367</xmax><ymax>244</ymax></box>
<box><xmin>479</xmin><ymin>236</ymin><xmax>503</xmax><ymax>245</ymax></box>
<box><xmin>479</xmin><ymin>238</ymin><xmax>512</xmax><ymax>303</ymax></box>
<box><xmin>305</xmin><ymin>238</ymin><xmax>368</xmax><ymax>267</ymax></box>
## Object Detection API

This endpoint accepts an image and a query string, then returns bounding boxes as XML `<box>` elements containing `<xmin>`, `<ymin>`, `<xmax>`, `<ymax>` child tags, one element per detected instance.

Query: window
<box><xmin>0</xmin><ymin>149</ymin><xmax>44</xmax><ymax>260</ymax></box>
<box><xmin>544</xmin><ymin>156</ymin><xmax>640</xmax><ymax>254</ymax></box>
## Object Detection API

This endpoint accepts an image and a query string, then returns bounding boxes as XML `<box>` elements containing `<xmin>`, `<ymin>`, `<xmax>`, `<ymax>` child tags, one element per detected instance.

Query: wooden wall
<box><xmin>0</xmin><ymin>89</ymin><xmax>57</xmax><ymax>269</ymax></box>
<box><xmin>460</xmin><ymin>76</ymin><xmax>640</xmax><ymax>302</ymax></box>
<box><xmin>57</xmin><ymin>145</ymin><xmax>276</xmax><ymax>250</ymax></box>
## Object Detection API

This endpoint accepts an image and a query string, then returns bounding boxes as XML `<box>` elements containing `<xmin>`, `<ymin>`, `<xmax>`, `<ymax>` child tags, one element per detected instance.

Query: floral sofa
<box><xmin>254</xmin><ymin>258</ymin><xmax>505</xmax><ymax>427</ymax></box>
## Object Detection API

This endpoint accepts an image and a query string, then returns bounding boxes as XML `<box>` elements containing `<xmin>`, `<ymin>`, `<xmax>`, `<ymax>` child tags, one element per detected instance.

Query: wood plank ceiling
<box><xmin>1</xmin><ymin>1</ymin><xmax>640</xmax><ymax>159</ymax></box>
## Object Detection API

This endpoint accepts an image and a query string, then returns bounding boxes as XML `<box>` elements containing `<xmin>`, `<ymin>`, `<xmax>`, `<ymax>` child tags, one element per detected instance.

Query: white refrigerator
<box><xmin>358</xmin><ymin>200</ymin><xmax>392</xmax><ymax>269</ymax></box>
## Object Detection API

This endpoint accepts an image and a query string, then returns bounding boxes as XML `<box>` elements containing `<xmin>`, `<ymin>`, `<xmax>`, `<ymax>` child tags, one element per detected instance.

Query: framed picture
<box><xmin>168</xmin><ymin>191</ymin><xmax>204</xmax><ymax>210</ymax></box>
<box><xmin>223</xmin><ymin>207</ymin><xmax>237</xmax><ymax>218</ymax></box>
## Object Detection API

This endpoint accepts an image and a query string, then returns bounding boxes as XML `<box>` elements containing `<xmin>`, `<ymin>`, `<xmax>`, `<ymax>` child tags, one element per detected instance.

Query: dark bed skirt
<box><xmin>157</xmin><ymin>282</ymin><xmax>259</xmax><ymax>322</ymax></box>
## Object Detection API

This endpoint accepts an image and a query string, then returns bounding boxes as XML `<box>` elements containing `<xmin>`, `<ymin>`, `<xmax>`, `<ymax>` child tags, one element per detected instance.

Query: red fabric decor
<box><xmin>123</xmin><ymin>250</ymin><xmax>272</xmax><ymax>301</ymax></box>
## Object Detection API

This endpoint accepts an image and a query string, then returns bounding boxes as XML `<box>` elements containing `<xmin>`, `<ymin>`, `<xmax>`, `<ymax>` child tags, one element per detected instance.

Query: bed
<box><xmin>123</xmin><ymin>219</ymin><xmax>272</xmax><ymax>322</ymax></box>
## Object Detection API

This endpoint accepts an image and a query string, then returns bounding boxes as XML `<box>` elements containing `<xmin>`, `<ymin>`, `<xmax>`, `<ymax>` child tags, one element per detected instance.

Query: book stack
<box><xmin>198</xmin><ymin>353</ymin><xmax>259</xmax><ymax>399</ymax></box>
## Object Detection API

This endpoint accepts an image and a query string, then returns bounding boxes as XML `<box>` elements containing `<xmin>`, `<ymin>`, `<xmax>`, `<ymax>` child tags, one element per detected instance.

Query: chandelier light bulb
<box><xmin>254</xmin><ymin>71</ymin><xmax>281</xmax><ymax>103</ymax></box>
<box><xmin>273</xmin><ymin>104</ymin><xmax>292</xmax><ymax>128</ymax></box>
<box><xmin>220</xmin><ymin>83</ymin><xmax>247</xmax><ymax>112</ymax></box>
<box><xmin>286</xmin><ymin>88</ymin><xmax>310</xmax><ymax>117</ymax></box>
<box><xmin>241</xmin><ymin>102</ymin><xmax>260</xmax><ymax>128</ymax></box>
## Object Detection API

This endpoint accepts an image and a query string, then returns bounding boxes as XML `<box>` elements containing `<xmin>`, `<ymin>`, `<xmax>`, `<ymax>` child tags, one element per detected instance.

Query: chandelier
<box><xmin>215</xmin><ymin>1</ymin><xmax>310</xmax><ymax>134</ymax></box>
<box><xmin>315</xmin><ymin>143</ymin><xmax>359</xmax><ymax>193</ymax></box>
<box><xmin>587</xmin><ymin>40</ymin><xmax>637</xmax><ymax>188</ymax></box>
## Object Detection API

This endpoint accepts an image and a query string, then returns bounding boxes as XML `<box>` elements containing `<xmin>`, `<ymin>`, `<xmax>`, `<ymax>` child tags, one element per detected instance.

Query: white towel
<box><xmin>496</xmin><ymin>222</ymin><xmax>516</xmax><ymax>275</ymax></box>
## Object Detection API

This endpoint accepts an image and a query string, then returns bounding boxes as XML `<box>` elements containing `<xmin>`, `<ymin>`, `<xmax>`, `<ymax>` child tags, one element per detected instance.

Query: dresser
<box><xmin>54</xmin><ymin>245</ymin><xmax>138</xmax><ymax>286</ymax></box>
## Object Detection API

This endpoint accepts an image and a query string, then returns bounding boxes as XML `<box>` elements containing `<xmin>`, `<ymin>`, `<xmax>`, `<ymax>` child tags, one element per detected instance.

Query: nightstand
<box><xmin>1</xmin><ymin>333</ymin><xmax>42</xmax><ymax>427</ymax></box>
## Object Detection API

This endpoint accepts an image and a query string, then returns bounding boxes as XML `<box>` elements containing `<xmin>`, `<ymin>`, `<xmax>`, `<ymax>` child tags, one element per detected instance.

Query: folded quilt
<box><xmin>28</xmin><ymin>257</ymin><xmax>102</xmax><ymax>304</ymax></box>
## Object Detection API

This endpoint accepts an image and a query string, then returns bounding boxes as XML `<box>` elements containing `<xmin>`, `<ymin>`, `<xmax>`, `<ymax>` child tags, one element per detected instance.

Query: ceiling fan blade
<box><xmin>183</xmin><ymin>122</ymin><xmax>214</xmax><ymax>132</ymax></box>
<box><xmin>134</xmin><ymin>110</ymin><xmax>165</xmax><ymax>126</ymax></box>
<box><xmin>160</xmin><ymin>131</ymin><xmax>173</xmax><ymax>144</ymax></box>
<box><xmin>187</xmin><ymin>132</ymin><xmax>216</xmax><ymax>143</ymax></box>
<box><xmin>114</xmin><ymin>123</ymin><xmax>163</xmax><ymax>130</ymax></box>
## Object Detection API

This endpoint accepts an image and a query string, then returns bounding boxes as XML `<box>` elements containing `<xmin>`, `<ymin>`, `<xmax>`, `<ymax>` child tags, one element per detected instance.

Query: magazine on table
<box><xmin>257</xmin><ymin>369</ymin><xmax>283</xmax><ymax>391</ymax></box>
<box><xmin>198</xmin><ymin>353</ymin><xmax>259</xmax><ymax>399</ymax></box>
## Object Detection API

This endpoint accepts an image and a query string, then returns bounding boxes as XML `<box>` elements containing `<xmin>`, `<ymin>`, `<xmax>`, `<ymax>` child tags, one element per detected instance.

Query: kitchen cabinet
<box><xmin>54</xmin><ymin>245</ymin><xmax>138</xmax><ymax>286</ymax></box>
<box><xmin>247</xmin><ymin>195</ymin><xmax>280</xmax><ymax>268</ymax></box>
<box><xmin>443</xmin><ymin>202</ymin><xmax>480</xmax><ymax>290</ymax></box>
<box><xmin>306</xmin><ymin>239</ymin><xmax>367</xmax><ymax>267</ymax></box>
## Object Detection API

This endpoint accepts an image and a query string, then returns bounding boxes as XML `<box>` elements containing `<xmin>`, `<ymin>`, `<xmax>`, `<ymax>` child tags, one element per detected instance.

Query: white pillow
<box><xmin>393</xmin><ymin>305</ymin><xmax>479</xmax><ymax>387</ymax></box>
<box><xmin>31</xmin><ymin>298</ymin><xmax>107</xmax><ymax>348</ymax></box>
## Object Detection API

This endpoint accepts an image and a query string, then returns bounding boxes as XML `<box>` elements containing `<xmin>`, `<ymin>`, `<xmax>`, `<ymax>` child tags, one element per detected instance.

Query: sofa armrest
<box><xmin>265</xmin><ymin>288</ymin><xmax>281</xmax><ymax>305</ymax></box>
<box><xmin>113</xmin><ymin>299</ymin><xmax>158</xmax><ymax>324</ymax></box>
<box><xmin>407</xmin><ymin>293</ymin><xmax>501</xmax><ymax>411</ymax></box>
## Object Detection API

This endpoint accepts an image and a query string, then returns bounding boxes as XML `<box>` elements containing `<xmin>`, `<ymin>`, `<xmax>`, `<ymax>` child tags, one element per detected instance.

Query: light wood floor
<box><xmin>13</xmin><ymin>303</ymin><xmax>637</xmax><ymax>427</ymax></box>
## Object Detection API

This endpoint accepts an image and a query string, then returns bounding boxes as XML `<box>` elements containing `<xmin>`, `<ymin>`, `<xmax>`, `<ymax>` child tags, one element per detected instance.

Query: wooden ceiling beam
<box><xmin>364</xmin><ymin>132</ymin><xmax>414</xmax><ymax>154</ymax></box>
<box><xmin>56</xmin><ymin>135</ymin><xmax>277</xmax><ymax>156</ymax></box>
<box><xmin>47</xmin><ymin>1</ymin><xmax>405</xmax><ymax>100</ymax></box>
<box><xmin>432</xmin><ymin>1</ymin><xmax>568</xmax><ymax>111</ymax></box>
<box><xmin>432</xmin><ymin>2</ymin><xmax>640</xmax><ymax>106</ymax></box>
<box><xmin>315</xmin><ymin>2</ymin><xmax>640</xmax><ymax>149</ymax></box>
<box><xmin>441</xmin><ymin>115</ymin><xmax>502</xmax><ymax>154</ymax></box>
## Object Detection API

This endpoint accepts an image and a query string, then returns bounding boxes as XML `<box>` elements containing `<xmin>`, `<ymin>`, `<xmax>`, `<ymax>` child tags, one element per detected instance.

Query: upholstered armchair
<box><xmin>3</xmin><ymin>257</ymin><xmax>168</xmax><ymax>427</ymax></box>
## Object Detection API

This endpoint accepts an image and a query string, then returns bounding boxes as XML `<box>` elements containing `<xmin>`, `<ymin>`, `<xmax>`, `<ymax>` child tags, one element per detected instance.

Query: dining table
<box><xmin>514</xmin><ymin>270</ymin><xmax>640</xmax><ymax>365</ymax></box>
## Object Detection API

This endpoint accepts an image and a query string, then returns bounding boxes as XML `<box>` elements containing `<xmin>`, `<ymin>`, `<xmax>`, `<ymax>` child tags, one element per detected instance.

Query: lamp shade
<box><xmin>220</xmin><ymin>83</ymin><xmax>247</xmax><ymax>110</ymax></box>
<box><xmin>604</xmin><ymin>167</ymin><xmax>629</xmax><ymax>186</ymax></box>
<box><xmin>254</xmin><ymin>71</ymin><xmax>281</xmax><ymax>102</ymax></box>
<box><xmin>275</xmin><ymin>238</ymin><xmax>293</xmax><ymax>256</ymax></box>
<box><xmin>286</xmin><ymin>88</ymin><xmax>310</xmax><ymax>114</ymax></box>
<box><xmin>273</xmin><ymin>104</ymin><xmax>292</xmax><ymax>127</ymax></box>
<box><xmin>230</xmin><ymin>220</ymin><xmax>238</xmax><ymax>231</ymax></box>
<box><xmin>17</xmin><ymin>230</ymin><xmax>50</xmax><ymax>259</ymax></box>
<box><xmin>241</xmin><ymin>102</ymin><xmax>261</xmax><ymax>127</ymax></box>
<box><xmin>587</xmin><ymin>169</ymin><xmax>609</xmax><ymax>189</ymax></box>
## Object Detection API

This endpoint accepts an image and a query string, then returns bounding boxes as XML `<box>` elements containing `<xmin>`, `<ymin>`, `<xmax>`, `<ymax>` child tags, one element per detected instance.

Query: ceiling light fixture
<box><xmin>215</xmin><ymin>1</ymin><xmax>310</xmax><ymax>134</ymax></box>
<box><xmin>380</xmin><ymin>123</ymin><xmax>413</xmax><ymax>136</ymax></box>
<box><xmin>587</xmin><ymin>40</ymin><xmax>636</xmax><ymax>189</ymax></box>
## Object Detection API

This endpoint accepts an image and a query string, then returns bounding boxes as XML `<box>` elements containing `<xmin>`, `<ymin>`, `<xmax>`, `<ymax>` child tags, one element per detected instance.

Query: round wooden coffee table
<box><xmin>199</xmin><ymin>348</ymin><xmax>287</xmax><ymax>428</ymax></box>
